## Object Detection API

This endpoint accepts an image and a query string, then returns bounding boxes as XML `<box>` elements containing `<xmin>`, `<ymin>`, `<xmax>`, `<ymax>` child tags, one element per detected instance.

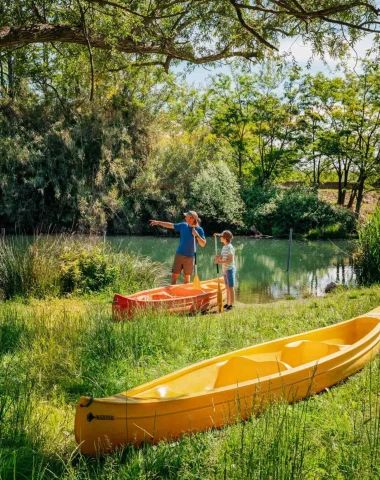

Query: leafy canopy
<box><xmin>0</xmin><ymin>1</ymin><xmax>379</xmax><ymax>72</ymax></box>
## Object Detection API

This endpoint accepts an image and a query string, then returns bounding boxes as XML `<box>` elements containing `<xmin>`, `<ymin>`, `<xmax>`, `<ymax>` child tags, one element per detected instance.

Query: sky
<box><xmin>178</xmin><ymin>33</ymin><xmax>376</xmax><ymax>86</ymax></box>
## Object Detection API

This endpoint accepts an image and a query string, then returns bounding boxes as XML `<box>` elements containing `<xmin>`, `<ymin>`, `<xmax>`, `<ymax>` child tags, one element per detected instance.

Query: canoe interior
<box><xmin>128</xmin><ymin>279</ymin><xmax>224</xmax><ymax>301</ymax></box>
<box><xmin>124</xmin><ymin>315</ymin><xmax>380</xmax><ymax>399</ymax></box>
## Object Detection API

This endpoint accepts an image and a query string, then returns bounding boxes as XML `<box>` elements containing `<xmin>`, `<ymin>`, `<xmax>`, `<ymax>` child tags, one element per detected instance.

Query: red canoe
<box><xmin>112</xmin><ymin>278</ymin><xmax>226</xmax><ymax>320</ymax></box>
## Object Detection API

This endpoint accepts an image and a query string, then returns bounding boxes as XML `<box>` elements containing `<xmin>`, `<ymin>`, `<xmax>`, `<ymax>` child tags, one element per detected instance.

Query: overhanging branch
<box><xmin>0</xmin><ymin>24</ymin><xmax>258</xmax><ymax>65</ymax></box>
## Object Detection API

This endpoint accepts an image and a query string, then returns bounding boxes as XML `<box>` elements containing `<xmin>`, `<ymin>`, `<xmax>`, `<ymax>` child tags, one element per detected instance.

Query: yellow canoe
<box><xmin>75</xmin><ymin>306</ymin><xmax>380</xmax><ymax>455</ymax></box>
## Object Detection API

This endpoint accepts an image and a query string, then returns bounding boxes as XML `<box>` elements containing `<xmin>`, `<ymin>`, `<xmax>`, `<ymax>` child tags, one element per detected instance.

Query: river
<box><xmin>108</xmin><ymin>237</ymin><xmax>356</xmax><ymax>304</ymax></box>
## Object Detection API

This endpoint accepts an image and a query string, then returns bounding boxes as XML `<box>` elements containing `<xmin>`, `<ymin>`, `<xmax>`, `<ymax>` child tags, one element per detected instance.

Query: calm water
<box><xmin>109</xmin><ymin>237</ymin><xmax>356</xmax><ymax>304</ymax></box>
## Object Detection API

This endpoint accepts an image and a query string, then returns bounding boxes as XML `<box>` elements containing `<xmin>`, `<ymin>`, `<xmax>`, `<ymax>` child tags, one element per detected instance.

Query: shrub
<box><xmin>189</xmin><ymin>161</ymin><xmax>245</xmax><ymax>231</ymax></box>
<box><xmin>306</xmin><ymin>223</ymin><xmax>349</xmax><ymax>240</ymax></box>
<box><xmin>354</xmin><ymin>206</ymin><xmax>380</xmax><ymax>285</ymax></box>
<box><xmin>59</xmin><ymin>246</ymin><xmax>119</xmax><ymax>294</ymax></box>
<box><xmin>243</xmin><ymin>185</ymin><xmax>356</xmax><ymax>237</ymax></box>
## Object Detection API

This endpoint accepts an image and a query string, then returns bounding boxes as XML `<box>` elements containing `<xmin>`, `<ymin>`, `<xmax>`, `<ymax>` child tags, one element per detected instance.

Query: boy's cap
<box><xmin>184</xmin><ymin>210</ymin><xmax>200</xmax><ymax>223</ymax></box>
<box><xmin>221</xmin><ymin>230</ymin><xmax>233</xmax><ymax>242</ymax></box>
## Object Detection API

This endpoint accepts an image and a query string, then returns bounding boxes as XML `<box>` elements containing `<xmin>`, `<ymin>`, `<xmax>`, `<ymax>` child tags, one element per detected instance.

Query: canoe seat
<box><xmin>168</xmin><ymin>287</ymin><xmax>204</xmax><ymax>297</ymax></box>
<box><xmin>135</xmin><ymin>292</ymin><xmax>173</xmax><ymax>301</ymax></box>
<box><xmin>213</xmin><ymin>356</ymin><xmax>289</xmax><ymax>389</ymax></box>
<box><xmin>150</xmin><ymin>292</ymin><xmax>173</xmax><ymax>300</ymax></box>
<box><xmin>281</xmin><ymin>340</ymin><xmax>341</xmax><ymax>367</ymax></box>
<box><xmin>201</xmin><ymin>286</ymin><xmax>215</xmax><ymax>291</ymax></box>
<box><xmin>135</xmin><ymin>295</ymin><xmax>150</xmax><ymax>301</ymax></box>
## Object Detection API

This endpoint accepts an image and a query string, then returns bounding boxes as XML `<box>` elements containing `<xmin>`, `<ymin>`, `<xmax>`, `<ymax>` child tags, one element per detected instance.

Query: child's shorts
<box><xmin>223</xmin><ymin>268</ymin><xmax>236</xmax><ymax>287</ymax></box>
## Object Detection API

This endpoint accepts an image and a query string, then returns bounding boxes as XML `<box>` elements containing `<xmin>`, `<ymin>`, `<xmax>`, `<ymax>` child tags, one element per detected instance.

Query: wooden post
<box><xmin>286</xmin><ymin>228</ymin><xmax>293</xmax><ymax>272</ymax></box>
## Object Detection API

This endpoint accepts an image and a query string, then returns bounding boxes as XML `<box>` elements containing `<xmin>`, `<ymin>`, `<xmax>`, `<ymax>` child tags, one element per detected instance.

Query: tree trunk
<box><xmin>342</xmin><ymin>167</ymin><xmax>350</xmax><ymax>205</ymax></box>
<box><xmin>42</xmin><ymin>44</ymin><xmax>48</xmax><ymax>94</ymax></box>
<box><xmin>7</xmin><ymin>54</ymin><xmax>14</xmax><ymax>98</ymax></box>
<box><xmin>0</xmin><ymin>56</ymin><xmax>5</xmax><ymax>90</ymax></box>
<box><xmin>238</xmin><ymin>151</ymin><xmax>242</xmax><ymax>178</ymax></box>
<box><xmin>337</xmin><ymin>172</ymin><xmax>344</xmax><ymax>205</ymax></box>
<box><xmin>355</xmin><ymin>177</ymin><xmax>366</xmax><ymax>217</ymax></box>
<box><xmin>347</xmin><ymin>183</ymin><xmax>358</xmax><ymax>209</ymax></box>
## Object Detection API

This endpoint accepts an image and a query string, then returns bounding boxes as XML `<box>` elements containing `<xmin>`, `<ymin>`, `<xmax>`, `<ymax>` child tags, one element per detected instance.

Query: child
<box><xmin>215</xmin><ymin>230</ymin><xmax>235</xmax><ymax>310</ymax></box>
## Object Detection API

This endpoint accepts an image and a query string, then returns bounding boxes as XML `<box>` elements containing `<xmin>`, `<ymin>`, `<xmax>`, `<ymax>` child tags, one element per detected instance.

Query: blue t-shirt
<box><xmin>174</xmin><ymin>223</ymin><xmax>205</xmax><ymax>257</ymax></box>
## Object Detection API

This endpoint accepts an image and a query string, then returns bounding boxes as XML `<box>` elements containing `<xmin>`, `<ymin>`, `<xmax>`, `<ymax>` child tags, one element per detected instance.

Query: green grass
<box><xmin>0</xmin><ymin>235</ymin><xmax>166</xmax><ymax>300</ymax></box>
<box><xmin>1</xmin><ymin>287</ymin><xmax>380</xmax><ymax>479</ymax></box>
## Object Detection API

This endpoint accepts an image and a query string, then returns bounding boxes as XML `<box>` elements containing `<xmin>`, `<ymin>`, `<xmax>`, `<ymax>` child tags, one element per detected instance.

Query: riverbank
<box><xmin>1</xmin><ymin>287</ymin><xmax>380</xmax><ymax>479</ymax></box>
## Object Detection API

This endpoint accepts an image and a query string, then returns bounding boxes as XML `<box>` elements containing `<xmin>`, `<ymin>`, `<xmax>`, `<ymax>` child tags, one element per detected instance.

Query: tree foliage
<box><xmin>189</xmin><ymin>161</ymin><xmax>244</xmax><ymax>230</ymax></box>
<box><xmin>207</xmin><ymin>66</ymin><xmax>301</xmax><ymax>183</ymax></box>
<box><xmin>0</xmin><ymin>0</ymin><xmax>379</xmax><ymax>236</ymax></box>
<box><xmin>0</xmin><ymin>1</ymin><xmax>379</xmax><ymax>78</ymax></box>
<box><xmin>245</xmin><ymin>185</ymin><xmax>357</xmax><ymax>237</ymax></box>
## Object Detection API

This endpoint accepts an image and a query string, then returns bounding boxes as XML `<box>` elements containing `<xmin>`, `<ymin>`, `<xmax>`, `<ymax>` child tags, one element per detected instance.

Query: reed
<box><xmin>0</xmin><ymin>287</ymin><xmax>380</xmax><ymax>478</ymax></box>
<box><xmin>355</xmin><ymin>206</ymin><xmax>380</xmax><ymax>285</ymax></box>
<box><xmin>0</xmin><ymin>235</ymin><xmax>165</xmax><ymax>300</ymax></box>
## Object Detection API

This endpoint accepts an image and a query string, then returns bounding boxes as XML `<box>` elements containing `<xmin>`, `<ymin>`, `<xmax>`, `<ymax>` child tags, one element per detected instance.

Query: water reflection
<box><xmin>109</xmin><ymin>237</ymin><xmax>356</xmax><ymax>304</ymax></box>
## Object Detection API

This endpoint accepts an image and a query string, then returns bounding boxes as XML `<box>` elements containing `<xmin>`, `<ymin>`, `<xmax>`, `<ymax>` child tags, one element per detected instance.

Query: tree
<box><xmin>296</xmin><ymin>74</ymin><xmax>330</xmax><ymax>185</ymax></box>
<box><xmin>189</xmin><ymin>161</ymin><xmax>244</xmax><ymax>229</ymax></box>
<box><xmin>309</xmin><ymin>73</ymin><xmax>356</xmax><ymax>205</ymax></box>
<box><xmin>0</xmin><ymin>1</ymin><xmax>379</xmax><ymax>73</ymax></box>
<box><xmin>307</xmin><ymin>66</ymin><xmax>380</xmax><ymax>215</ymax></box>
<box><xmin>207</xmin><ymin>73</ymin><xmax>257</xmax><ymax>178</ymax></box>
<box><xmin>343</xmin><ymin>63</ymin><xmax>380</xmax><ymax>215</ymax></box>
<box><xmin>250</xmin><ymin>66</ymin><xmax>301</xmax><ymax>184</ymax></box>
<box><xmin>207</xmin><ymin>66</ymin><xmax>300</xmax><ymax>184</ymax></box>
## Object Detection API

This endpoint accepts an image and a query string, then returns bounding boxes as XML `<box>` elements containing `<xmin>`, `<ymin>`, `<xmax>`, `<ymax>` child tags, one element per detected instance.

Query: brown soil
<box><xmin>318</xmin><ymin>189</ymin><xmax>380</xmax><ymax>220</ymax></box>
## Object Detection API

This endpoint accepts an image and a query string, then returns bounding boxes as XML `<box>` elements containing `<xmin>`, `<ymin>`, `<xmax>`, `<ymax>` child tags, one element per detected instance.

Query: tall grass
<box><xmin>0</xmin><ymin>288</ymin><xmax>380</xmax><ymax>478</ymax></box>
<box><xmin>355</xmin><ymin>206</ymin><xmax>380</xmax><ymax>285</ymax></box>
<box><xmin>0</xmin><ymin>235</ymin><xmax>166</xmax><ymax>299</ymax></box>
<box><xmin>0</xmin><ymin>237</ymin><xmax>60</xmax><ymax>299</ymax></box>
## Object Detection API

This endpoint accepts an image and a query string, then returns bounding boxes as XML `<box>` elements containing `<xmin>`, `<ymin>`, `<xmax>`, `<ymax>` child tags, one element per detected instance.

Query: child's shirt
<box><xmin>221</xmin><ymin>243</ymin><xmax>235</xmax><ymax>273</ymax></box>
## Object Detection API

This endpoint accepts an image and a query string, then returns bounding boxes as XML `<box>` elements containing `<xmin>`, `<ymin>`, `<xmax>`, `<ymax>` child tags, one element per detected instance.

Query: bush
<box><xmin>243</xmin><ymin>185</ymin><xmax>356</xmax><ymax>237</ymax></box>
<box><xmin>306</xmin><ymin>223</ymin><xmax>349</xmax><ymax>239</ymax></box>
<box><xmin>59</xmin><ymin>246</ymin><xmax>119</xmax><ymax>294</ymax></box>
<box><xmin>354</xmin><ymin>206</ymin><xmax>380</xmax><ymax>285</ymax></box>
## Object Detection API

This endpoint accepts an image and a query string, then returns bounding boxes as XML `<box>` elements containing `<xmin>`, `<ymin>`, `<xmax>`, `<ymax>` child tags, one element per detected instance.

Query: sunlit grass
<box><xmin>0</xmin><ymin>235</ymin><xmax>166</xmax><ymax>300</ymax></box>
<box><xmin>0</xmin><ymin>286</ymin><xmax>380</xmax><ymax>478</ymax></box>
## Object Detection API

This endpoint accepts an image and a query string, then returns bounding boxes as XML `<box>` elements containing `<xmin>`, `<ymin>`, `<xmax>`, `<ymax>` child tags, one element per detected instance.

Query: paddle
<box><xmin>214</xmin><ymin>233</ymin><xmax>224</xmax><ymax>313</ymax></box>
<box><xmin>193</xmin><ymin>230</ymin><xmax>201</xmax><ymax>290</ymax></box>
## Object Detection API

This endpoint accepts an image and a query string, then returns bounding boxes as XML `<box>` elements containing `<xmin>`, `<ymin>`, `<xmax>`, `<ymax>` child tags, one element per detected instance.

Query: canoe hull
<box><xmin>75</xmin><ymin>312</ymin><xmax>380</xmax><ymax>455</ymax></box>
<box><xmin>112</xmin><ymin>278</ymin><xmax>227</xmax><ymax>320</ymax></box>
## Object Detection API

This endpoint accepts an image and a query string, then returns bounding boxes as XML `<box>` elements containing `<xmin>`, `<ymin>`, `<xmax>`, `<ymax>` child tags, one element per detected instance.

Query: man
<box><xmin>149</xmin><ymin>211</ymin><xmax>206</xmax><ymax>284</ymax></box>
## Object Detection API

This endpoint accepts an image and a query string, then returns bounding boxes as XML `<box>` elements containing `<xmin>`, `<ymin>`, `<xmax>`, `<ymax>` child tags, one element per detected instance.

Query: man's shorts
<box><xmin>172</xmin><ymin>254</ymin><xmax>194</xmax><ymax>276</ymax></box>
<box><xmin>223</xmin><ymin>268</ymin><xmax>236</xmax><ymax>287</ymax></box>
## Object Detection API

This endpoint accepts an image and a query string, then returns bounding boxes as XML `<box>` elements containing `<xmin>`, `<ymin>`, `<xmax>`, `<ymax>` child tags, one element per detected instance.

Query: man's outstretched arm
<box><xmin>149</xmin><ymin>220</ymin><xmax>174</xmax><ymax>229</ymax></box>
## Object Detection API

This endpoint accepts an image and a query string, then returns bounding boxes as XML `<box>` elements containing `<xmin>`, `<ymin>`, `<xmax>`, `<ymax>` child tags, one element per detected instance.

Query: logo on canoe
<box><xmin>87</xmin><ymin>413</ymin><xmax>115</xmax><ymax>422</ymax></box>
